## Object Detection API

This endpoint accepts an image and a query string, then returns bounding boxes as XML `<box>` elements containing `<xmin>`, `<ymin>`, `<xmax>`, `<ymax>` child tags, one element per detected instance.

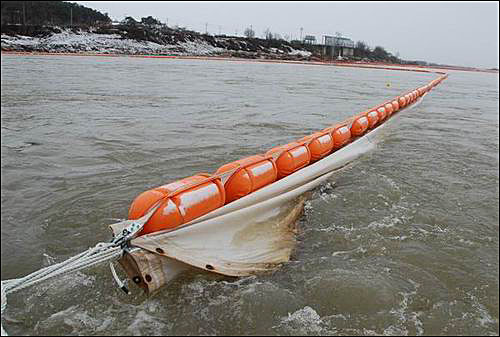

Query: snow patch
<box><xmin>2</xmin><ymin>29</ymin><xmax>224</xmax><ymax>55</ymax></box>
<box><xmin>2</xmin><ymin>30</ymin><xmax>312</xmax><ymax>58</ymax></box>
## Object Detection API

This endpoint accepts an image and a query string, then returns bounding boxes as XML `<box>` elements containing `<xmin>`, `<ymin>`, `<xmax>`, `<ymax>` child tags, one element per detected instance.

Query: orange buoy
<box><xmin>392</xmin><ymin>100</ymin><xmax>400</xmax><ymax>112</ymax></box>
<box><xmin>324</xmin><ymin>124</ymin><xmax>351</xmax><ymax>149</ymax></box>
<box><xmin>299</xmin><ymin>131</ymin><xmax>334</xmax><ymax>162</ymax></box>
<box><xmin>405</xmin><ymin>94</ymin><xmax>412</xmax><ymax>104</ymax></box>
<box><xmin>399</xmin><ymin>96</ymin><xmax>407</xmax><ymax>108</ymax></box>
<box><xmin>266</xmin><ymin>142</ymin><xmax>311</xmax><ymax>179</ymax></box>
<box><xmin>366</xmin><ymin>110</ymin><xmax>379</xmax><ymax>129</ymax></box>
<box><xmin>129</xmin><ymin>175</ymin><xmax>226</xmax><ymax>234</ymax></box>
<box><xmin>216</xmin><ymin>155</ymin><xmax>277</xmax><ymax>203</ymax></box>
<box><xmin>384</xmin><ymin>103</ymin><xmax>394</xmax><ymax>116</ymax></box>
<box><xmin>377</xmin><ymin>106</ymin><xmax>387</xmax><ymax>122</ymax></box>
<box><xmin>350</xmin><ymin>115</ymin><xmax>369</xmax><ymax>136</ymax></box>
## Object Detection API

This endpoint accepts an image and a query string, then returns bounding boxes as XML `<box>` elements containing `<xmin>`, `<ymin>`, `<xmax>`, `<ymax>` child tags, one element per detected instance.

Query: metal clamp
<box><xmin>110</xmin><ymin>202</ymin><xmax>161</xmax><ymax>248</ymax></box>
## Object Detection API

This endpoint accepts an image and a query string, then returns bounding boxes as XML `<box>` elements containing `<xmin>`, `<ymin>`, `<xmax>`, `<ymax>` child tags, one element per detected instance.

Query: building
<box><xmin>322</xmin><ymin>35</ymin><xmax>355</xmax><ymax>60</ymax></box>
<box><xmin>303</xmin><ymin>35</ymin><xmax>316</xmax><ymax>45</ymax></box>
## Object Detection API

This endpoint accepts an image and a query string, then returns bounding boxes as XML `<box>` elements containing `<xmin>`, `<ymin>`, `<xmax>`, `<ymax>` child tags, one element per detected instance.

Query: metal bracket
<box><xmin>110</xmin><ymin>202</ymin><xmax>161</xmax><ymax>247</ymax></box>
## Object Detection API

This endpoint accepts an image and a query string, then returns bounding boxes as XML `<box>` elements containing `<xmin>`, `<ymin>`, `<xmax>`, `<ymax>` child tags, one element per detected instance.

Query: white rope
<box><xmin>0</xmin><ymin>204</ymin><xmax>162</xmax><ymax>336</ymax></box>
<box><xmin>1</xmin><ymin>242</ymin><xmax>122</xmax><ymax>336</ymax></box>
<box><xmin>2</xmin><ymin>243</ymin><xmax>122</xmax><ymax>295</ymax></box>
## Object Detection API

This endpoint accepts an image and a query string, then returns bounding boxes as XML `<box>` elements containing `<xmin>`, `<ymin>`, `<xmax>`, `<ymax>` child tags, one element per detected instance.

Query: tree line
<box><xmin>0</xmin><ymin>1</ymin><xmax>111</xmax><ymax>26</ymax></box>
<box><xmin>354</xmin><ymin>40</ymin><xmax>401</xmax><ymax>63</ymax></box>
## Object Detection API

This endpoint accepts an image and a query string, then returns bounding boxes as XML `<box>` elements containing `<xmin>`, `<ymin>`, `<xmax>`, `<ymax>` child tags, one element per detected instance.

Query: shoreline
<box><xmin>2</xmin><ymin>50</ymin><xmax>498</xmax><ymax>74</ymax></box>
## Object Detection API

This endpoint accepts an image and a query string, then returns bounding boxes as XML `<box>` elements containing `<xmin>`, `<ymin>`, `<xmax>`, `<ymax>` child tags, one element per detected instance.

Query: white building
<box><xmin>323</xmin><ymin>35</ymin><xmax>355</xmax><ymax>59</ymax></box>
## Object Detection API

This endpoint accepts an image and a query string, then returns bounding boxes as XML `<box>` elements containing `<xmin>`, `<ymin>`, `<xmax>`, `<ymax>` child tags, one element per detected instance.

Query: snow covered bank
<box><xmin>1</xmin><ymin>30</ymin><xmax>224</xmax><ymax>55</ymax></box>
<box><xmin>1</xmin><ymin>28</ymin><xmax>313</xmax><ymax>59</ymax></box>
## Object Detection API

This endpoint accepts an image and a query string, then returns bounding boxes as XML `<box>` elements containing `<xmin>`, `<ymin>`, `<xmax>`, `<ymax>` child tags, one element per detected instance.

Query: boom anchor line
<box><xmin>0</xmin><ymin>203</ymin><xmax>162</xmax><ymax>336</ymax></box>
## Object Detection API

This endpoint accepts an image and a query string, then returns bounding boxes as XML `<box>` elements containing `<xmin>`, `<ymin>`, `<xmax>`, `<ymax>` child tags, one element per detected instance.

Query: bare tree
<box><xmin>264</xmin><ymin>27</ymin><xmax>273</xmax><ymax>40</ymax></box>
<box><xmin>244</xmin><ymin>26</ymin><xmax>255</xmax><ymax>38</ymax></box>
<box><xmin>354</xmin><ymin>40</ymin><xmax>370</xmax><ymax>58</ymax></box>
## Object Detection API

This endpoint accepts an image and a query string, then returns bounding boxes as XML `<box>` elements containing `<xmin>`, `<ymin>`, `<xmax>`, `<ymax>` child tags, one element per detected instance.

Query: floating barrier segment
<box><xmin>299</xmin><ymin>131</ymin><xmax>334</xmax><ymax>163</ymax></box>
<box><xmin>127</xmin><ymin>73</ymin><xmax>448</xmax><ymax>236</ymax></box>
<box><xmin>116</xmin><ymin>76</ymin><xmax>443</xmax><ymax>293</ymax></box>
<box><xmin>215</xmin><ymin>155</ymin><xmax>278</xmax><ymax>204</ymax></box>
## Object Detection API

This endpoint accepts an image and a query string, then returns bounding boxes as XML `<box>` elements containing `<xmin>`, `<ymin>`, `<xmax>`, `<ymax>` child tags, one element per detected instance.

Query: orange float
<box><xmin>377</xmin><ymin>106</ymin><xmax>387</xmax><ymax>122</ymax></box>
<box><xmin>384</xmin><ymin>103</ymin><xmax>394</xmax><ymax>116</ymax></box>
<box><xmin>399</xmin><ymin>96</ymin><xmax>407</xmax><ymax>108</ymax></box>
<box><xmin>266</xmin><ymin>142</ymin><xmax>311</xmax><ymax>179</ymax></box>
<box><xmin>216</xmin><ymin>155</ymin><xmax>277</xmax><ymax>203</ymax></box>
<box><xmin>299</xmin><ymin>131</ymin><xmax>334</xmax><ymax>162</ymax></box>
<box><xmin>392</xmin><ymin>100</ymin><xmax>400</xmax><ymax>112</ymax></box>
<box><xmin>366</xmin><ymin>110</ymin><xmax>379</xmax><ymax>129</ymax></box>
<box><xmin>129</xmin><ymin>175</ymin><xmax>226</xmax><ymax>234</ymax></box>
<box><xmin>325</xmin><ymin>124</ymin><xmax>352</xmax><ymax>149</ymax></box>
<box><xmin>350</xmin><ymin>115</ymin><xmax>369</xmax><ymax>136</ymax></box>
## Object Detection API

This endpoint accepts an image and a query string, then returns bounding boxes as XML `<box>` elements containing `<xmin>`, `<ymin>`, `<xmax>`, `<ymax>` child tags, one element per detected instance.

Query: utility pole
<box><xmin>70</xmin><ymin>7</ymin><xmax>73</xmax><ymax>26</ymax></box>
<box><xmin>218</xmin><ymin>25</ymin><xmax>221</xmax><ymax>35</ymax></box>
<box><xmin>300</xmin><ymin>27</ymin><xmax>303</xmax><ymax>41</ymax></box>
<box><xmin>205</xmin><ymin>22</ymin><xmax>208</xmax><ymax>34</ymax></box>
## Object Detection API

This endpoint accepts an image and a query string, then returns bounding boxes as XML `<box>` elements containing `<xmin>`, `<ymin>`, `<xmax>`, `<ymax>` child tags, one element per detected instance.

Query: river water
<box><xmin>1</xmin><ymin>55</ymin><xmax>498</xmax><ymax>335</ymax></box>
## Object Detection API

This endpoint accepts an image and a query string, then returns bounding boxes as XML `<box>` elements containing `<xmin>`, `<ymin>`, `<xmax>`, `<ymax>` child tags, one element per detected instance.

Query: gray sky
<box><xmin>76</xmin><ymin>1</ymin><xmax>499</xmax><ymax>68</ymax></box>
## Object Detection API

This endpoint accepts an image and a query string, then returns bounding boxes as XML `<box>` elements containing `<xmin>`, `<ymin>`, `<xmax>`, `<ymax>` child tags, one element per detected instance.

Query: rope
<box><xmin>0</xmin><ymin>204</ymin><xmax>161</xmax><ymax>336</ymax></box>
<box><xmin>0</xmin><ymin>242</ymin><xmax>121</xmax><ymax>336</ymax></box>
<box><xmin>2</xmin><ymin>243</ymin><xmax>121</xmax><ymax>295</ymax></box>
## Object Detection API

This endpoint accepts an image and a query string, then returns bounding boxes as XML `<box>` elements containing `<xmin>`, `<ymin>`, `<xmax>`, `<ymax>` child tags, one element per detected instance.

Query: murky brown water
<box><xmin>1</xmin><ymin>55</ymin><xmax>498</xmax><ymax>335</ymax></box>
